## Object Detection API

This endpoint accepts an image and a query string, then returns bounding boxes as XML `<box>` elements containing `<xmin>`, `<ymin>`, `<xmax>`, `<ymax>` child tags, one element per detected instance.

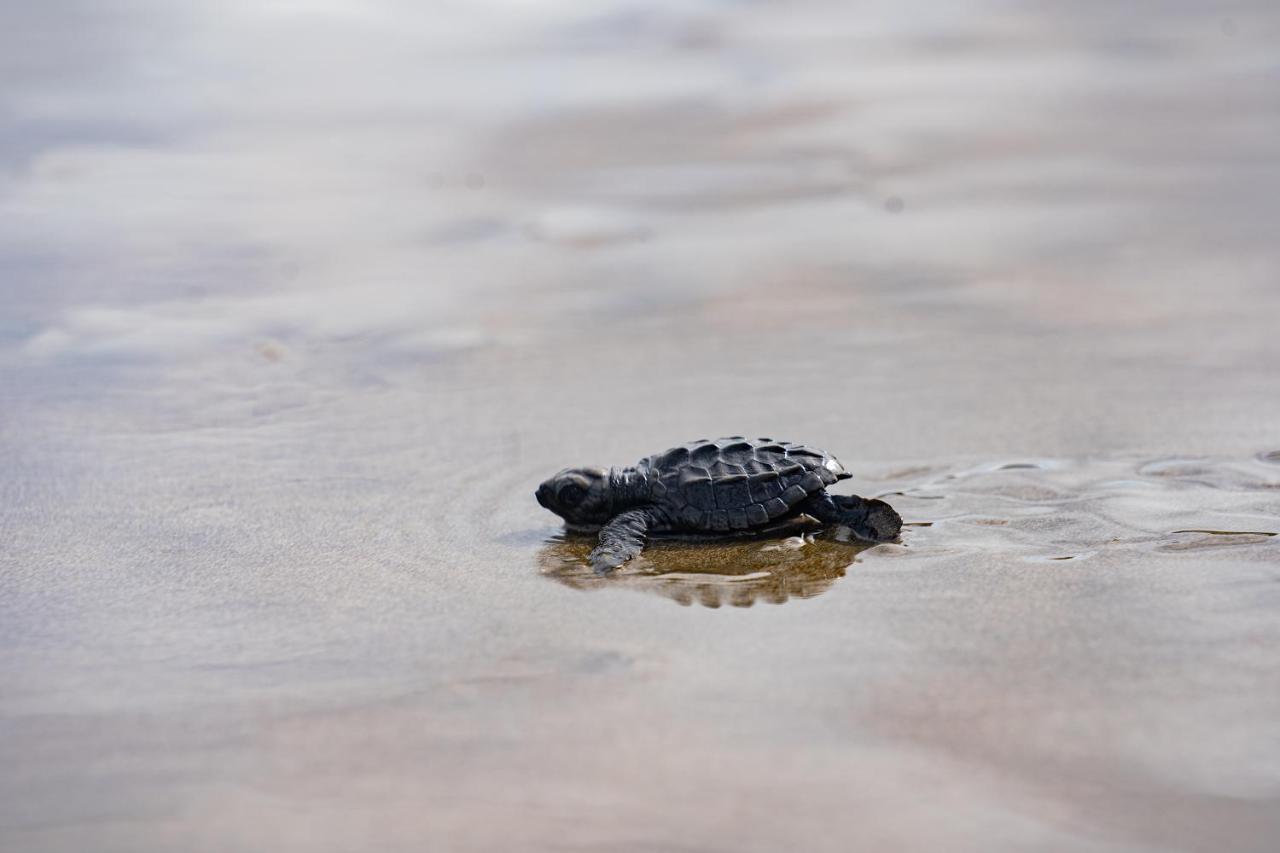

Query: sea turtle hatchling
<box><xmin>536</xmin><ymin>437</ymin><xmax>902</xmax><ymax>571</ymax></box>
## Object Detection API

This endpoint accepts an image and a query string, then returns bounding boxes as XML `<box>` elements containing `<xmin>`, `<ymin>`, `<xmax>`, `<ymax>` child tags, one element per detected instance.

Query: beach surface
<box><xmin>3</xmin><ymin>2</ymin><xmax>1280</xmax><ymax>851</ymax></box>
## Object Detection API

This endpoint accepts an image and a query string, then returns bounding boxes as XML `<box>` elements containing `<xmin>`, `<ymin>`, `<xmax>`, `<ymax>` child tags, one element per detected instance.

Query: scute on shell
<box><xmin>714</xmin><ymin>476</ymin><xmax>750</xmax><ymax>508</ymax></box>
<box><xmin>684</xmin><ymin>478</ymin><xmax>714</xmax><ymax>510</ymax></box>
<box><xmin>763</xmin><ymin>497</ymin><xmax>789</xmax><ymax>517</ymax></box>
<box><xmin>749</xmin><ymin>476</ymin><xmax>783</xmax><ymax>502</ymax></box>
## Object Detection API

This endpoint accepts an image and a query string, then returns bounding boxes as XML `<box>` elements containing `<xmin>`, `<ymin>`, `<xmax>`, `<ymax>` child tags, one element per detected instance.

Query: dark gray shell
<box><xmin>641</xmin><ymin>437</ymin><xmax>850</xmax><ymax>532</ymax></box>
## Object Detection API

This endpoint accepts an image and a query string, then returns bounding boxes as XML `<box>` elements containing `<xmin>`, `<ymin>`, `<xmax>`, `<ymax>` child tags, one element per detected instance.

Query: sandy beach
<box><xmin>3</xmin><ymin>2</ymin><xmax>1279</xmax><ymax>851</ymax></box>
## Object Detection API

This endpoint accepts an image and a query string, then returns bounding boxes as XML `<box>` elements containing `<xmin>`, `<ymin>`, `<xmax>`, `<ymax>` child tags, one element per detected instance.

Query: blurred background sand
<box><xmin>3</xmin><ymin>2</ymin><xmax>1279</xmax><ymax>851</ymax></box>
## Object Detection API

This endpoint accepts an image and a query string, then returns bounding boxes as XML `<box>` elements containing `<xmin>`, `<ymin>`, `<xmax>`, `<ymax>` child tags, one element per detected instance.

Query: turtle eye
<box><xmin>558</xmin><ymin>484</ymin><xmax>586</xmax><ymax>506</ymax></box>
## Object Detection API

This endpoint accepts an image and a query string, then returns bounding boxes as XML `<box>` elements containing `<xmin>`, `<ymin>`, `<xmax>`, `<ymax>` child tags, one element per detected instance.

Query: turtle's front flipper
<box><xmin>589</xmin><ymin>508</ymin><xmax>653</xmax><ymax>572</ymax></box>
<box><xmin>801</xmin><ymin>491</ymin><xmax>902</xmax><ymax>542</ymax></box>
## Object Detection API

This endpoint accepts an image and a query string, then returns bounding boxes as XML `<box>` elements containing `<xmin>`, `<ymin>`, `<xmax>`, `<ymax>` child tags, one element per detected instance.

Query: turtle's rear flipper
<box><xmin>802</xmin><ymin>492</ymin><xmax>902</xmax><ymax>543</ymax></box>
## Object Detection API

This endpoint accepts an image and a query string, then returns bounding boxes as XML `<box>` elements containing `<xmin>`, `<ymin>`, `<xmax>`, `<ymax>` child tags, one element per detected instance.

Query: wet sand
<box><xmin>3</xmin><ymin>2</ymin><xmax>1280</xmax><ymax>851</ymax></box>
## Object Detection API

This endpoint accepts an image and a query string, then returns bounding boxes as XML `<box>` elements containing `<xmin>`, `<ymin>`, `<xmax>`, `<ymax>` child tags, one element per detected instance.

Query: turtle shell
<box><xmin>641</xmin><ymin>436</ymin><xmax>850</xmax><ymax>532</ymax></box>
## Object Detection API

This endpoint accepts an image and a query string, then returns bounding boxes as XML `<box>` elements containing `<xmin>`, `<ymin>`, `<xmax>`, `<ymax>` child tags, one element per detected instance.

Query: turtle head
<box><xmin>536</xmin><ymin>467</ymin><xmax>614</xmax><ymax>528</ymax></box>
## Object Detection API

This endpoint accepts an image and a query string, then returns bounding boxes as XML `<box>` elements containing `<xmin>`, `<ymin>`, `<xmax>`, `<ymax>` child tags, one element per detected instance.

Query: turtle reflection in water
<box><xmin>536</xmin><ymin>437</ymin><xmax>901</xmax><ymax>571</ymax></box>
<box><xmin>539</xmin><ymin>522</ymin><xmax>876</xmax><ymax>607</ymax></box>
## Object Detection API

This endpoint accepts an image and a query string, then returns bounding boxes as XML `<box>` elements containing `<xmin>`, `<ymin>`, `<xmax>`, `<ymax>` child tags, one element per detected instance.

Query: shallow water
<box><xmin>4</xmin><ymin>2</ymin><xmax>1280</xmax><ymax>851</ymax></box>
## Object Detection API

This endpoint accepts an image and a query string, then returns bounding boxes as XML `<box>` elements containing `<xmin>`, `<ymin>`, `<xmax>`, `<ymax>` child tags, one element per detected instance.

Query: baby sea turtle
<box><xmin>536</xmin><ymin>437</ymin><xmax>902</xmax><ymax>571</ymax></box>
